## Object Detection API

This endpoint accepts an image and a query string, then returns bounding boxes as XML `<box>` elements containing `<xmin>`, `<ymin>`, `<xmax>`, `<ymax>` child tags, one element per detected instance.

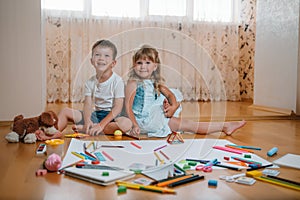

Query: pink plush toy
<box><xmin>44</xmin><ymin>153</ymin><xmax>62</xmax><ymax>172</ymax></box>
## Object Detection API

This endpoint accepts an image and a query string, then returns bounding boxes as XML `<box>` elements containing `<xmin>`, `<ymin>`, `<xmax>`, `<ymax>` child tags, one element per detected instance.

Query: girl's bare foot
<box><xmin>223</xmin><ymin>120</ymin><xmax>246</xmax><ymax>135</ymax></box>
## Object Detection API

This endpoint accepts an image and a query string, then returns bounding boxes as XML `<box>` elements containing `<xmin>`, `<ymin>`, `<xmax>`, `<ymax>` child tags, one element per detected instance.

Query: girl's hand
<box><xmin>163</xmin><ymin>98</ymin><xmax>178</xmax><ymax>118</ymax></box>
<box><xmin>130</xmin><ymin>125</ymin><xmax>140</xmax><ymax>137</ymax></box>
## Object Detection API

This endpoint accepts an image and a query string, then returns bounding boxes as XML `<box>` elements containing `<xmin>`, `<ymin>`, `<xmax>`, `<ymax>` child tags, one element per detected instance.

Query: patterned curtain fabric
<box><xmin>44</xmin><ymin>0</ymin><xmax>256</xmax><ymax>103</ymax></box>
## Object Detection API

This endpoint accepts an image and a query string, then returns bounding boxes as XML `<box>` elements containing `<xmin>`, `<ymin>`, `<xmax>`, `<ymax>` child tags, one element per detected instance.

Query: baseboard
<box><xmin>248</xmin><ymin>104</ymin><xmax>294</xmax><ymax>115</ymax></box>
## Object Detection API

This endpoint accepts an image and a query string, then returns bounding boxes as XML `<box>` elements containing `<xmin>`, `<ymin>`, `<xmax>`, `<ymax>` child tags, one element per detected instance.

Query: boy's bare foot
<box><xmin>223</xmin><ymin>120</ymin><xmax>246</xmax><ymax>135</ymax></box>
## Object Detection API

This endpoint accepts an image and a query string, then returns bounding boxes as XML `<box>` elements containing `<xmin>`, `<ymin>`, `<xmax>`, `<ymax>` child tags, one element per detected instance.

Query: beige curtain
<box><xmin>44</xmin><ymin>1</ymin><xmax>255</xmax><ymax>103</ymax></box>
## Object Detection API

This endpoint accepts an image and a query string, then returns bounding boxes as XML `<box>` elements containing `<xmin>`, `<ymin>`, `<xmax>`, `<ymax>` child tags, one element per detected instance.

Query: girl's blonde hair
<box><xmin>128</xmin><ymin>44</ymin><xmax>165</xmax><ymax>92</ymax></box>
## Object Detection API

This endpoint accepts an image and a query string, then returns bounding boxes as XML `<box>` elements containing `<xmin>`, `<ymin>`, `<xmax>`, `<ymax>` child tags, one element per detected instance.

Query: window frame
<box><xmin>42</xmin><ymin>0</ymin><xmax>240</xmax><ymax>23</ymax></box>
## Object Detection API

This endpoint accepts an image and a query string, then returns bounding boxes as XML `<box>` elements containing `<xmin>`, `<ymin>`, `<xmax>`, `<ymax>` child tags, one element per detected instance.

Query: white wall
<box><xmin>0</xmin><ymin>0</ymin><xmax>45</xmax><ymax>120</ymax></box>
<box><xmin>254</xmin><ymin>0</ymin><xmax>300</xmax><ymax>114</ymax></box>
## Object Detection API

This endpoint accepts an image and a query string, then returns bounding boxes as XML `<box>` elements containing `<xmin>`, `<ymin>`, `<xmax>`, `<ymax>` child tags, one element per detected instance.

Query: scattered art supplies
<box><xmin>63</xmin><ymin>166</ymin><xmax>135</xmax><ymax>186</ymax></box>
<box><xmin>273</xmin><ymin>153</ymin><xmax>300</xmax><ymax>169</ymax></box>
<box><xmin>60</xmin><ymin>139</ymin><xmax>272</xmax><ymax>185</ymax></box>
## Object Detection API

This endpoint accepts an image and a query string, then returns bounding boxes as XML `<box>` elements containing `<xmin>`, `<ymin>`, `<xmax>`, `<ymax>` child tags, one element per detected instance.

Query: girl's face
<box><xmin>133</xmin><ymin>58</ymin><xmax>157</xmax><ymax>79</ymax></box>
<box><xmin>91</xmin><ymin>46</ymin><xmax>116</xmax><ymax>73</ymax></box>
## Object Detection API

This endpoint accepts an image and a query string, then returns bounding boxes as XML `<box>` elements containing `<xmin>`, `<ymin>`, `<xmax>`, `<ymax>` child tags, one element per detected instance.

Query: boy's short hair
<box><xmin>92</xmin><ymin>39</ymin><xmax>117</xmax><ymax>60</ymax></box>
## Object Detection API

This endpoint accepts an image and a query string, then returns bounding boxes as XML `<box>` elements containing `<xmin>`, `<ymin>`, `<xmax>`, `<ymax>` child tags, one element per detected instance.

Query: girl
<box><xmin>125</xmin><ymin>44</ymin><xmax>246</xmax><ymax>137</ymax></box>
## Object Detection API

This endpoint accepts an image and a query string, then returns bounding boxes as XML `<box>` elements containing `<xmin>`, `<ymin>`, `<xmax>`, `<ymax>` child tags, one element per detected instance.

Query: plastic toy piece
<box><xmin>267</xmin><ymin>147</ymin><xmax>278</xmax><ymax>157</ymax></box>
<box><xmin>117</xmin><ymin>185</ymin><xmax>127</xmax><ymax>194</ymax></box>
<box><xmin>36</xmin><ymin>169</ymin><xmax>47</xmax><ymax>176</ymax></box>
<box><xmin>166</xmin><ymin>131</ymin><xmax>184</xmax><ymax>144</ymax></box>
<box><xmin>102</xmin><ymin>171</ymin><xmax>109</xmax><ymax>176</ymax></box>
<box><xmin>208</xmin><ymin>179</ymin><xmax>218</xmax><ymax>187</ymax></box>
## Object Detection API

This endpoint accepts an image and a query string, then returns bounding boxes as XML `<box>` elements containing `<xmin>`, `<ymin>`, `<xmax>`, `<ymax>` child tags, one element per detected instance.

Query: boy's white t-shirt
<box><xmin>84</xmin><ymin>72</ymin><xmax>125</xmax><ymax>111</ymax></box>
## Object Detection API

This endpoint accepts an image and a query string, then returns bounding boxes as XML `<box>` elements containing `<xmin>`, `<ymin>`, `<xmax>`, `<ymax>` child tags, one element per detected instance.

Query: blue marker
<box><xmin>205</xmin><ymin>158</ymin><xmax>218</xmax><ymax>167</ymax></box>
<box><xmin>267</xmin><ymin>147</ymin><xmax>278</xmax><ymax>157</ymax></box>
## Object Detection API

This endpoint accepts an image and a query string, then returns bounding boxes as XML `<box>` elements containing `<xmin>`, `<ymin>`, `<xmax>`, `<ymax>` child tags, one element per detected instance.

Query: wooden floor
<box><xmin>0</xmin><ymin>101</ymin><xmax>300</xmax><ymax>199</ymax></box>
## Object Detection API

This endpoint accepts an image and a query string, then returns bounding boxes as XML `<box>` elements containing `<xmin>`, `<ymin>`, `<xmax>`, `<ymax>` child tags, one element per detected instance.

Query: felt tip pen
<box><xmin>226</xmin><ymin>144</ymin><xmax>262</xmax><ymax>151</ymax></box>
<box><xmin>156</xmin><ymin>174</ymin><xmax>194</xmax><ymax>187</ymax></box>
<box><xmin>168</xmin><ymin>174</ymin><xmax>204</xmax><ymax>187</ymax></box>
<box><xmin>116</xmin><ymin>181</ymin><xmax>176</xmax><ymax>194</ymax></box>
<box><xmin>174</xmin><ymin>163</ymin><xmax>186</xmax><ymax>175</ymax></box>
<box><xmin>247</xmin><ymin>164</ymin><xmax>273</xmax><ymax>171</ymax></box>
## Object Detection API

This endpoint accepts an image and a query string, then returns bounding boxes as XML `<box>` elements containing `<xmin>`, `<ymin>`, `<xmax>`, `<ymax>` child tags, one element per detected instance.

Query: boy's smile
<box><xmin>91</xmin><ymin>46</ymin><xmax>116</xmax><ymax>80</ymax></box>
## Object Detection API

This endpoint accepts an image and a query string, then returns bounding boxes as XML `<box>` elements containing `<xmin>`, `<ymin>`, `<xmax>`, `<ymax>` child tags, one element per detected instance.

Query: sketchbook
<box><xmin>63</xmin><ymin>167</ymin><xmax>135</xmax><ymax>186</ymax></box>
<box><xmin>273</xmin><ymin>153</ymin><xmax>300</xmax><ymax>169</ymax></box>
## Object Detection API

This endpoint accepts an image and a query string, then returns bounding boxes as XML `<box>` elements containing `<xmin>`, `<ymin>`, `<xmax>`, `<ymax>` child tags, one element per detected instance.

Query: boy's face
<box><xmin>91</xmin><ymin>46</ymin><xmax>116</xmax><ymax>73</ymax></box>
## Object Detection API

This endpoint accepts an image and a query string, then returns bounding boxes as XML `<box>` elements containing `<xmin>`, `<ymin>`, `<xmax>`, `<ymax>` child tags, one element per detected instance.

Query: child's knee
<box><xmin>116</xmin><ymin>117</ymin><xmax>132</xmax><ymax>132</ymax></box>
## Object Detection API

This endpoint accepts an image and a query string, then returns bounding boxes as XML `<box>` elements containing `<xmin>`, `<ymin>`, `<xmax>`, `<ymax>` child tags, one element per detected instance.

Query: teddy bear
<box><xmin>5</xmin><ymin>111</ymin><xmax>62</xmax><ymax>143</ymax></box>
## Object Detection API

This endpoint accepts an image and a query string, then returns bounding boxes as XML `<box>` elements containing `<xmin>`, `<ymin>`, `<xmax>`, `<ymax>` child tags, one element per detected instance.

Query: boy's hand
<box><xmin>88</xmin><ymin>124</ymin><xmax>104</xmax><ymax>136</ymax></box>
<box><xmin>83</xmin><ymin>120</ymin><xmax>94</xmax><ymax>134</ymax></box>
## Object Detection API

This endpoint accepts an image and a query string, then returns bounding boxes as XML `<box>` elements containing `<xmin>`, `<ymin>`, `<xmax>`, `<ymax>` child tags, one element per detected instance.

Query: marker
<box><xmin>168</xmin><ymin>174</ymin><xmax>204</xmax><ymax>187</ymax></box>
<box><xmin>75</xmin><ymin>163</ymin><xmax>123</xmax><ymax>170</ymax></box>
<box><xmin>226</xmin><ymin>144</ymin><xmax>262</xmax><ymax>151</ymax></box>
<box><xmin>247</xmin><ymin>164</ymin><xmax>273</xmax><ymax>171</ymax></box>
<box><xmin>266</xmin><ymin>175</ymin><xmax>300</xmax><ymax>186</ymax></box>
<box><xmin>205</xmin><ymin>158</ymin><xmax>218</xmax><ymax>167</ymax></box>
<box><xmin>156</xmin><ymin>174</ymin><xmax>194</xmax><ymax>187</ymax></box>
<box><xmin>174</xmin><ymin>163</ymin><xmax>186</xmax><ymax>175</ymax></box>
<box><xmin>102</xmin><ymin>151</ymin><xmax>114</xmax><ymax>161</ymax></box>
<box><xmin>231</xmin><ymin>156</ymin><xmax>262</xmax><ymax>166</ymax></box>
<box><xmin>130</xmin><ymin>141</ymin><xmax>142</xmax><ymax>149</ymax></box>
<box><xmin>213</xmin><ymin>146</ymin><xmax>248</xmax><ymax>154</ymax></box>
<box><xmin>116</xmin><ymin>181</ymin><xmax>176</xmax><ymax>194</ymax></box>
<box><xmin>100</xmin><ymin>145</ymin><xmax>124</xmax><ymax>148</ymax></box>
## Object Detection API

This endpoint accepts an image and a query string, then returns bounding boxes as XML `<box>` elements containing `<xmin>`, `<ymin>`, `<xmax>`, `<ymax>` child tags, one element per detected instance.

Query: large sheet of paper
<box><xmin>61</xmin><ymin>139</ymin><xmax>272</xmax><ymax>183</ymax></box>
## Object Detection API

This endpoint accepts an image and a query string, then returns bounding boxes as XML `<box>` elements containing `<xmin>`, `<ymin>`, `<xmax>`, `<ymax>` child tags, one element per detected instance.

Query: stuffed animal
<box><xmin>5</xmin><ymin>111</ymin><xmax>62</xmax><ymax>143</ymax></box>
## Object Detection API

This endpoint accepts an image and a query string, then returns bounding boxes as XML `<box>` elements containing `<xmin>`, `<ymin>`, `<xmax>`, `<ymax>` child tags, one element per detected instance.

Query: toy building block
<box><xmin>166</xmin><ymin>131</ymin><xmax>184</xmax><ymax>144</ymax></box>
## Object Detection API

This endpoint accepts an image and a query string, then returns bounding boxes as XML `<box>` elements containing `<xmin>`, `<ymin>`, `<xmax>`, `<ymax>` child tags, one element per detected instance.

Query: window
<box><xmin>43</xmin><ymin>0</ymin><xmax>84</xmax><ymax>11</ymax></box>
<box><xmin>149</xmin><ymin>0</ymin><xmax>186</xmax><ymax>17</ymax></box>
<box><xmin>91</xmin><ymin>0</ymin><xmax>140</xmax><ymax>18</ymax></box>
<box><xmin>42</xmin><ymin>0</ymin><xmax>240</xmax><ymax>23</ymax></box>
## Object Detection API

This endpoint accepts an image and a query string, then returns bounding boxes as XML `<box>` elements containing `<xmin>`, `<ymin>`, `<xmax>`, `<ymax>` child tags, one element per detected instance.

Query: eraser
<box><xmin>267</xmin><ymin>147</ymin><xmax>278</xmax><ymax>157</ymax></box>
<box><xmin>36</xmin><ymin>143</ymin><xmax>46</xmax><ymax>155</ymax></box>
<box><xmin>208</xmin><ymin>179</ymin><xmax>218</xmax><ymax>186</ymax></box>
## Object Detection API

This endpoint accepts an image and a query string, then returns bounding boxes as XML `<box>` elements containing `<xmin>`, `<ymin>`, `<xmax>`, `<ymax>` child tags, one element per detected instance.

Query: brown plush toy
<box><xmin>5</xmin><ymin>111</ymin><xmax>62</xmax><ymax>143</ymax></box>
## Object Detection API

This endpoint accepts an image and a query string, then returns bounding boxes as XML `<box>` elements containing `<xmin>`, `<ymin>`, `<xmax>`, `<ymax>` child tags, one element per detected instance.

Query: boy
<box><xmin>57</xmin><ymin>39</ymin><xmax>132</xmax><ymax>135</ymax></box>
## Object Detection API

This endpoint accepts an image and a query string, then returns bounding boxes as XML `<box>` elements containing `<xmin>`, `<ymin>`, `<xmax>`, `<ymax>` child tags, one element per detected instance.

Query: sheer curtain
<box><xmin>43</xmin><ymin>0</ymin><xmax>255</xmax><ymax>103</ymax></box>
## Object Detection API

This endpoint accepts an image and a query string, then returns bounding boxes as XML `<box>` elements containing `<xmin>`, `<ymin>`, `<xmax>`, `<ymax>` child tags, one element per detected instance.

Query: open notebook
<box><xmin>63</xmin><ymin>167</ymin><xmax>135</xmax><ymax>186</ymax></box>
